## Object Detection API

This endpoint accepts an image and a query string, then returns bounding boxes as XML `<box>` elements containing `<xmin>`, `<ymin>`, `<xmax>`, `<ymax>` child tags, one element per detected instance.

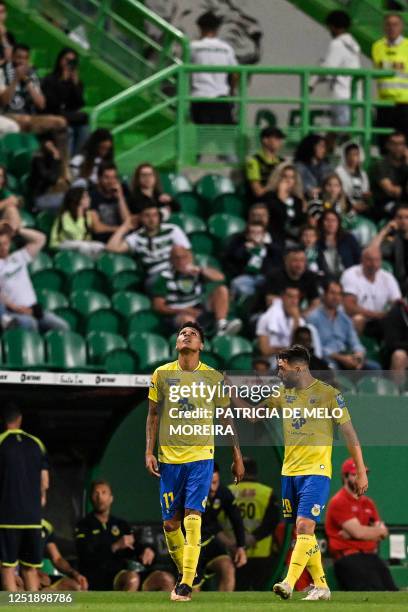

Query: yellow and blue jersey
<box><xmin>266</xmin><ymin>379</ymin><xmax>350</xmax><ymax>478</ymax></box>
<box><xmin>149</xmin><ymin>360</ymin><xmax>229</xmax><ymax>464</ymax></box>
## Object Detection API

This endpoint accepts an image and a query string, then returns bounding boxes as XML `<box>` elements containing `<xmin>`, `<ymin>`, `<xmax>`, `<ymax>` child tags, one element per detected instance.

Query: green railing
<box><xmin>25</xmin><ymin>0</ymin><xmax>189</xmax><ymax>82</ymax></box>
<box><xmin>91</xmin><ymin>63</ymin><xmax>393</xmax><ymax>172</ymax></box>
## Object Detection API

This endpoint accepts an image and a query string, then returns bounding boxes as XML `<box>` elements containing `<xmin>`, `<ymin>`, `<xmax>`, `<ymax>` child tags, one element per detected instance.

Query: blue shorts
<box><xmin>281</xmin><ymin>475</ymin><xmax>331</xmax><ymax>523</ymax></box>
<box><xmin>159</xmin><ymin>459</ymin><xmax>214</xmax><ymax>520</ymax></box>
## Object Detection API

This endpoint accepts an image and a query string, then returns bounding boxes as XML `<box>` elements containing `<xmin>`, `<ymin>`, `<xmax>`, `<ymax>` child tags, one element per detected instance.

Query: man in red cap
<box><xmin>325</xmin><ymin>458</ymin><xmax>397</xmax><ymax>590</ymax></box>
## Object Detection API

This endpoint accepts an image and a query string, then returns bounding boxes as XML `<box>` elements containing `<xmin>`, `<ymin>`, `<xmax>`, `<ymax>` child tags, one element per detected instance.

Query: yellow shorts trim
<box><xmin>0</xmin><ymin>524</ymin><xmax>42</xmax><ymax>529</ymax></box>
<box><xmin>1</xmin><ymin>561</ymin><xmax>18</xmax><ymax>567</ymax></box>
<box><xmin>20</xmin><ymin>560</ymin><xmax>42</xmax><ymax>568</ymax></box>
<box><xmin>205</xmin><ymin>554</ymin><xmax>231</xmax><ymax>571</ymax></box>
<box><xmin>48</xmin><ymin>577</ymin><xmax>64</xmax><ymax>590</ymax></box>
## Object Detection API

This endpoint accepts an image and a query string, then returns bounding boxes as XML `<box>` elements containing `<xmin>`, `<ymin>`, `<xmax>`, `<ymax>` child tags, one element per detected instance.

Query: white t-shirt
<box><xmin>0</xmin><ymin>248</ymin><xmax>36</xmax><ymax>307</ymax></box>
<box><xmin>314</xmin><ymin>33</ymin><xmax>361</xmax><ymax>100</ymax></box>
<box><xmin>256</xmin><ymin>299</ymin><xmax>305</xmax><ymax>350</ymax></box>
<box><xmin>340</xmin><ymin>265</ymin><xmax>401</xmax><ymax>312</ymax></box>
<box><xmin>190</xmin><ymin>37</ymin><xmax>237</xmax><ymax>98</ymax></box>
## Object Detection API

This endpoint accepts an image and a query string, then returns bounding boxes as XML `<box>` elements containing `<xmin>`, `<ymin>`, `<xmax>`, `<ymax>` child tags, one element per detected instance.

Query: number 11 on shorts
<box><xmin>163</xmin><ymin>491</ymin><xmax>174</xmax><ymax>510</ymax></box>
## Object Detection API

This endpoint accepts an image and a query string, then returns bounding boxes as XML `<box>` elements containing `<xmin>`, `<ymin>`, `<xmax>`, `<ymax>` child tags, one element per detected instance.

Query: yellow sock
<box><xmin>306</xmin><ymin>535</ymin><xmax>327</xmax><ymax>588</ymax></box>
<box><xmin>285</xmin><ymin>533</ymin><xmax>317</xmax><ymax>589</ymax></box>
<box><xmin>163</xmin><ymin>527</ymin><xmax>185</xmax><ymax>574</ymax></box>
<box><xmin>182</xmin><ymin>514</ymin><xmax>202</xmax><ymax>587</ymax></box>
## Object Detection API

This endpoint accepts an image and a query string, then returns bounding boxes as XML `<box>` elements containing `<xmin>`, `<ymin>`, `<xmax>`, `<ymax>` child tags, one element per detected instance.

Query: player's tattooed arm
<box><xmin>145</xmin><ymin>399</ymin><xmax>160</xmax><ymax>477</ymax></box>
<box><xmin>340</xmin><ymin>421</ymin><xmax>368</xmax><ymax>496</ymax></box>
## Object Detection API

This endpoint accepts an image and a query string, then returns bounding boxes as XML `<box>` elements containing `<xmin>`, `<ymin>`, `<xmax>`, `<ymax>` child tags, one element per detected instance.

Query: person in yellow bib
<box><xmin>269</xmin><ymin>345</ymin><xmax>368</xmax><ymax>602</ymax></box>
<box><xmin>145</xmin><ymin>321</ymin><xmax>244</xmax><ymax>602</ymax></box>
<box><xmin>372</xmin><ymin>13</ymin><xmax>408</xmax><ymax>150</ymax></box>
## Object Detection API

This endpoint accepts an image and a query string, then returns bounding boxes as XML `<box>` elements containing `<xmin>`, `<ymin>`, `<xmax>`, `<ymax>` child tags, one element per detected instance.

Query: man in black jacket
<box><xmin>383</xmin><ymin>297</ymin><xmax>408</xmax><ymax>380</ymax></box>
<box><xmin>75</xmin><ymin>480</ymin><xmax>174</xmax><ymax>592</ymax></box>
<box><xmin>198</xmin><ymin>463</ymin><xmax>247</xmax><ymax>591</ymax></box>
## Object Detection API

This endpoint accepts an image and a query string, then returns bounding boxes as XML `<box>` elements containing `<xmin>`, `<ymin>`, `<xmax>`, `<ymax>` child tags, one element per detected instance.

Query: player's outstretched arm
<box><xmin>340</xmin><ymin>421</ymin><xmax>368</xmax><ymax>496</ymax></box>
<box><xmin>145</xmin><ymin>399</ymin><xmax>160</xmax><ymax>477</ymax></box>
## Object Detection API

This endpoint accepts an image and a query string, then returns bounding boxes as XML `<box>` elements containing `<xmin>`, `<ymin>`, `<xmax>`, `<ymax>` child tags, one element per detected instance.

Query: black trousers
<box><xmin>334</xmin><ymin>553</ymin><xmax>398</xmax><ymax>591</ymax></box>
<box><xmin>191</xmin><ymin>100</ymin><xmax>234</xmax><ymax>125</ymax></box>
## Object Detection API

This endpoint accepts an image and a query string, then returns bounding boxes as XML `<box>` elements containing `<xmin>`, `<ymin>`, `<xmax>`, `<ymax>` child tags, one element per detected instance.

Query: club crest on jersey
<box><xmin>285</xmin><ymin>395</ymin><xmax>297</xmax><ymax>404</ymax></box>
<box><xmin>111</xmin><ymin>525</ymin><xmax>120</xmax><ymax>536</ymax></box>
<box><xmin>292</xmin><ymin>417</ymin><xmax>306</xmax><ymax>430</ymax></box>
<box><xmin>311</xmin><ymin>504</ymin><xmax>321</xmax><ymax>517</ymax></box>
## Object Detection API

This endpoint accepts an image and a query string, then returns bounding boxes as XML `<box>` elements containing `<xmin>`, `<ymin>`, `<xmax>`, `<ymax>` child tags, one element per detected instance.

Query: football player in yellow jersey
<box><xmin>145</xmin><ymin>321</ymin><xmax>244</xmax><ymax>602</ymax></box>
<box><xmin>270</xmin><ymin>345</ymin><xmax>368</xmax><ymax>602</ymax></box>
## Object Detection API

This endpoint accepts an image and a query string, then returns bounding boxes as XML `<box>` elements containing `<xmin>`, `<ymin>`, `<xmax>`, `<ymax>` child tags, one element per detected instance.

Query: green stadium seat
<box><xmin>212</xmin><ymin>335</ymin><xmax>253</xmax><ymax>367</ymax></box>
<box><xmin>194</xmin><ymin>253</ymin><xmax>222</xmax><ymax>270</ymax></box>
<box><xmin>29</xmin><ymin>251</ymin><xmax>53</xmax><ymax>274</ymax></box>
<box><xmin>2</xmin><ymin>132</ymin><xmax>38</xmax><ymax>153</ymax></box>
<box><xmin>207</xmin><ymin>214</ymin><xmax>246</xmax><ymax>240</ymax></box>
<box><xmin>190</xmin><ymin>232</ymin><xmax>214</xmax><ymax>255</ymax></box>
<box><xmin>70</xmin><ymin>290</ymin><xmax>111</xmax><ymax>317</ymax></box>
<box><xmin>8</xmin><ymin>149</ymin><xmax>32</xmax><ymax>178</ymax></box>
<box><xmin>45</xmin><ymin>330</ymin><xmax>93</xmax><ymax>371</ymax></box>
<box><xmin>112</xmin><ymin>291</ymin><xmax>151</xmax><ymax>316</ymax></box>
<box><xmin>53</xmin><ymin>251</ymin><xmax>94</xmax><ymax>276</ymax></box>
<box><xmin>20</xmin><ymin>209</ymin><xmax>35</xmax><ymax>228</ymax></box>
<box><xmin>85</xmin><ymin>309</ymin><xmax>122</xmax><ymax>334</ymax></box>
<box><xmin>69</xmin><ymin>269</ymin><xmax>108</xmax><ymax>293</ymax></box>
<box><xmin>36</xmin><ymin>211</ymin><xmax>56</xmax><ymax>237</ymax></box>
<box><xmin>211</xmin><ymin>193</ymin><xmax>246</xmax><ymax>217</ymax></box>
<box><xmin>31</xmin><ymin>269</ymin><xmax>66</xmax><ymax>293</ymax></box>
<box><xmin>86</xmin><ymin>331</ymin><xmax>127</xmax><ymax>365</ymax></box>
<box><xmin>360</xmin><ymin>335</ymin><xmax>381</xmax><ymax>363</ymax></box>
<box><xmin>200</xmin><ymin>350</ymin><xmax>223</xmax><ymax>370</ymax></box>
<box><xmin>127</xmin><ymin>310</ymin><xmax>163</xmax><ymax>335</ymax></box>
<box><xmin>6</xmin><ymin>173</ymin><xmax>19</xmax><ymax>192</ymax></box>
<box><xmin>37</xmin><ymin>289</ymin><xmax>68</xmax><ymax>311</ymax></box>
<box><xmin>2</xmin><ymin>329</ymin><xmax>45</xmax><ymax>369</ymax></box>
<box><xmin>110</xmin><ymin>270</ymin><xmax>143</xmax><ymax>292</ymax></box>
<box><xmin>104</xmin><ymin>348</ymin><xmax>138</xmax><ymax>374</ymax></box>
<box><xmin>356</xmin><ymin>375</ymin><xmax>400</xmax><ymax>396</ymax></box>
<box><xmin>169</xmin><ymin>212</ymin><xmax>206</xmax><ymax>235</ymax></box>
<box><xmin>381</xmin><ymin>260</ymin><xmax>394</xmax><ymax>273</ymax></box>
<box><xmin>227</xmin><ymin>353</ymin><xmax>253</xmax><ymax>370</ymax></box>
<box><xmin>96</xmin><ymin>252</ymin><xmax>137</xmax><ymax>278</ymax></box>
<box><xmin>195</xmin><ymin>174</ymin><xmax>235</xmax><ymax>202</ymax></box>
<box><xmin>346</xmin><ymin>216</ymin><xmax>377</xmax><ymax>247</ymax></box>
<box><xmin>333</xmin><ymin>374</ymin><xmax>357</xmax><ymax>395</ymax></box>
<box><xmin>160</xmin><ymin>172</ymin><xmax>193</xmax><ymax>197</ymax></box>
<box><xmin>18</xmin><ymin>172</ymin><xmax>31</xmax><ymax>199</ymax></box>
<box><xmin>53</xmin><ymin>307</ymin><xmax>81</xmax><ymax>332</ymax></box>
<box><xmin>176</xmin><ymin>193</ymin><xmax>202</xmax><ymax>216</ymax></box>
<box><xmin>128</xmin><ymin>332</ymin><xmax>170</xmax><ymax>372</ymax></box>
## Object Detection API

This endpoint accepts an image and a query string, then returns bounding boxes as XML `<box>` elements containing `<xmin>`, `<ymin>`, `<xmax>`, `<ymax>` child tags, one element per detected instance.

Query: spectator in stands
<box><xmin>308</xmin><ymin>174</ymin><xmax>352</xmax><ymax>220</ymax></box>
<box><xmin>152</xmin><ymin>245</ymin><xmax>241</xmax><ymax>336</ymax></box>
<box><xmin>307</xmin><ymin>280</ymin><xmax>380</xmax><ymax>370</ymax></box>
<box><xmin>71</xmin><ymin>128</ymin><xmax>114</xmax><ymax>186</ymax></box>
<box><xmin>256</xmin><ymin>285</ymin><xmax>321</xmax><ymax>366</ymax></box>
<box><xmin>372</xmin><ymin>131</ymin><xmax>408</xmax><ymax>220</ymax></box>
<box><xmin>190</xmin><ymin>11</ymin><xmax>238</xmax><ymax>127</ymax></box>
<box><xmin>316</xmin><ymin>210</ymin><xmax>361</xmax><ymax>280</ymax></box>
<box><xmin>294</xmin><ymin>134</ymin><xmax>332</xmax><ymax>199</ymax></box>
<box><xmin>299</xmin><ymin>225</ymin><xmax>320</xmax><ymax>274</ymax></box>
<box><xmin>29</xmin><ymin>131</ymin><xmax>70</xmax><ymax>211</ymax></box>
<box><xmin>230</xmin><ymin>456</ymin><xmax>280</xmax><ymax>591</ymax></box>
<box><xmin>369</xmin><ymin>204</ymin><xmax>408</xmax><ymax>295</ymax></box>
<box><xmin>247</xmin><ymin>202</ymin><xmax>271</xmax><ymax>232</ymax></box>
<box><xmin>326</xmin><ymin>458</ymin><xmax>397</xmax><ymax>591</ymax></box>
<box><xmin>383</xmin><ymin>296</ymin><xmax>408</xmax><ymax>378</ymax></box>
<box><xmin>372</xmin><ymin>14</ymin><xmax>408</xmax><ymax>151</ymax></box>
<box><xmin>0</xmin><ymin>403</ymin><xmax>49</xmax><ymax>592</ymax></box>
<box><xmin>335</xmin><ymin>142</ymin><xmax>370</xmax><ymax>215</ymax></box>
<box><xmin>0</xmin><ymin>165</ymin><xmax>21</xmax><ymax>231</ymax></box>
<box><xmin>198</xmin><ymin>463</ymin><xmax>247</xmax><ymax>591</ymax></box>
<box><xmin>107</xmin><ymin>203</ymin><xmax>190</xmax><ymax>289</ymax></box>
<box><xmin>224</xmin><ymin>222</ymin><xmax>281</xmax><ymax>298</ymax></box>
<box><xmin>265</xmin><ymin>162</ymin><xmax>306</xmax><ymax>242</ymax></box>
<box><xmin>291</xmin><ymin>326</ymin><xmax>330</xmax><ymax>371</ymax></box>
<box><xmin>42</xmin><ymin>47</ymin><xmax>88</xmax><ymax>155</ymax></box>
<box><xmin>37</xmin><ymin>519</ymin><xmax>88</xmax><ymax>591</ymax></box>
<box><xmin>0</xmin><ymin>2</ymin><xmax>14</xmax><ymax>66</ymax></box>
<box><xmin>49</xmin><ymin>187</ymin><xmax>105</xmax><ymax>257</ymax></box>
<box><xmin>263</xmin><ymin>246</ymin><xmax>321</xmax><ymax>315</ymax></box>
<box><xmin>0</xmin><ymin>222</ymin><xmax>68</xmax><ymax>331</ymax></box>
<box><xmin>252</xmin><ymin>357</ymin><xmax>270</xmax><ymax>374</ymax></box>
<box><xmin>246</xmin><ymin>127</ymin><xmax>285</xmax><ymax>203</ymax></box>
<box><xmin>340</xmin><ymin>246</ymin><xmax>401</xmax><ymax>338</ymax></box>
<box><xmin>89</xmin><ymin>162</ymin><xmax>132</xmax><ymax>242</ymax></box>
<box><xmin>0</xmin><ymin>44</ymin><xmax>67</xmax><ymax>136</ymax></box>
<box><xmin>130</xmin><ymin>163</ymin><xmax>176</xmax><ymax>220</ymax></box>
<box><xmin>309</xmin><ymin>11</ymin><xmax>360</xmax><ymax>135</ymax></box>
<box><xmin>76</xmin><ymin>480</ymin><xmax>174</xmax><ymax>592</ymax></box>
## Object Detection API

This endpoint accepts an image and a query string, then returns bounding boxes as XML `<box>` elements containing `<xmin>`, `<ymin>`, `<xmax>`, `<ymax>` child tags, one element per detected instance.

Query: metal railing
<box><xmin>26</xmin><ymin>0</ymin><xmax>189</xmax><ymax>82</ymax></box>
<box><xmin>91</xmin><ymin>63</ymin><xmax>394</xmax><ymax>171</ymax></box>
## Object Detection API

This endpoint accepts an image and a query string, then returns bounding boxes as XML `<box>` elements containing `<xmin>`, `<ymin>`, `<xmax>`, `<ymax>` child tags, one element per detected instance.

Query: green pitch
<box><xmin>4</xmin><ymin>591</ymin><xmax>408</xmax><ymax>612</ymax></box>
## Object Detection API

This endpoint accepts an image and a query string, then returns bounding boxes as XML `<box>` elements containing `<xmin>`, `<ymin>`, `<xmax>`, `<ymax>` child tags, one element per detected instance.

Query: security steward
<box><xmin>0</xmin><ymin>403</ymin><xmax>49</xmax><ymax>592</ymax></box>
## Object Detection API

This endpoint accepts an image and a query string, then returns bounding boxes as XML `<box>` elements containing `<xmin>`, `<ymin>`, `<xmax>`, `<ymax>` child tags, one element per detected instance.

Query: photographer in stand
<box><xmin>42</xmin><ymin>48</ymin><xmax>89</xmax><ymax>155</ymax></box>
